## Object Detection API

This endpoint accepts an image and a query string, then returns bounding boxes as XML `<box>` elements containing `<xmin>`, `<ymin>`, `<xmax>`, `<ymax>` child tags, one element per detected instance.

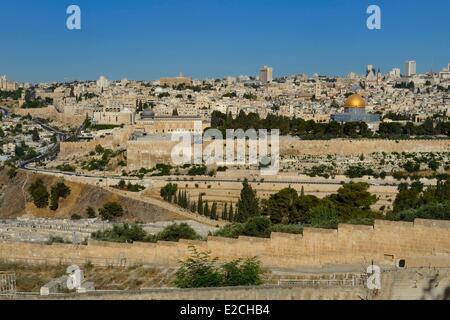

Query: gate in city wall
<box><xmin>0</xmin><ymin>272</ymin><xmax>16</xmax><ymax>298</ymax></box>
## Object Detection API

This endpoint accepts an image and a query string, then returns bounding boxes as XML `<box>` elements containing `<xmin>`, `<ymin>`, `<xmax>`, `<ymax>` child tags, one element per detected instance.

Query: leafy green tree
<box><xmin>49</xmin><ymin>182</ymin><xmax>71</xmax><ymax>211</ymax></box>
<box><xmin>28</xmin><ymin>179</ymin><xmax>49</xmax><ymax>208</ymax></box>
<box><xmin>160</xmin><ymin>183</ymin><xmax>178</xmax><ymax>202</ymax></box>
<box><xmin>263</xmin><ymin>188</ymin><xmax>299</xmax><ymax>224</ymax></box>
<box><xmin>326</xmin><ymin>182</ymin><xmax>377</xmax><ymax>221</ymax></box>
<box><xmin>393</xmin><ymin>183</ymin><xmax>422</xmax><ymax>213</ymax></box>
<box><xmin>99</xmin><ymin>202</ymin><xmax>124</xmax><ymax>221</ymax></box>
<box><xmin>296</xmin><ymin>195</ymin><xmax>321</xmax><ymax>223</ymax></box>
<box><xmin>235</xmin><ymin>179</ymin><xmax>260</xmax><ymax>223</ymax></box>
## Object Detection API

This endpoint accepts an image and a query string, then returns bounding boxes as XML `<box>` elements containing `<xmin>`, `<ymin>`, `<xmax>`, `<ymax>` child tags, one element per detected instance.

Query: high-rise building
<box><xmin>260</xmin><ymin>66</ymin><xmax>273</xmax><ymax>84</ymax></box>
<box><xmin>389</xmin><ymin>68</ymin><xmax>401</xmax><ymax>79</ymax></box>
<box><xmin>405</xmin><ymin>61</ymin><xmax>417</xmax><ymax>77</ymax></box>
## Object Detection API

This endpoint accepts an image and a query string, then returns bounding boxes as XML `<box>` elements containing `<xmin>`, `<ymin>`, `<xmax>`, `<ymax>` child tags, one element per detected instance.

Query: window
<box><xmin>397</xmin><ymin>259</ymin><xmax>406</xmax><ymax>268</ymax></box>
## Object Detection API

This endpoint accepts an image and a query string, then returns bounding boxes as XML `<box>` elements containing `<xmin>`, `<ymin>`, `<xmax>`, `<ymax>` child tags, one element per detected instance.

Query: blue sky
<box><xmin>0</xmin><ymin>0</ymin><xmax>449</xmax><ymax>83</ymax></box>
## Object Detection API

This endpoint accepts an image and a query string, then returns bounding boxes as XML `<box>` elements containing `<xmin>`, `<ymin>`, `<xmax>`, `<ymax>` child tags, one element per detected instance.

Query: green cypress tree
<box><xmin>204</xmin><ymin>201</ymin><xmax>210</xmax><ymax>218</ymax></box>
<box><xmin>211</xmin><ymin>202</ymin><xmax>218</xmax><ymax>220</ymax></box>
<box><xmin>301</xmin><ymin>186</ymin><xmax>305</xmax><ymax>197</ymax></box>
<box><xmin>197</xmin><ymin>194</ymin><xmax>203</xmax><ymax>215</ymax></box>
<box><xmin>229</xmin><ymin>206</ymin><xmax>234</xmax><ymax>222</ymax></box>
<box><xmin>235</xmin><ymin>179</ymin><xmax>260</xmax><ymax>223</ymax></box>
<box><xmin>222</xmin><ymin>203</ymin><xmax>228</xmax><ymax>221</ymax></box>
<box><xmin>229</xmin><ymin>203</ymin><xmax>234</xmax><ymax>222</ymax></box>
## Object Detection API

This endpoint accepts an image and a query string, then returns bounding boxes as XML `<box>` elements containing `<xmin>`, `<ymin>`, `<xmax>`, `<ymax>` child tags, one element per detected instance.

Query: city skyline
<box><xmin>1</xmin><ymin>0</ymin><xmax>449</xmax><ymax>83</ymax></box>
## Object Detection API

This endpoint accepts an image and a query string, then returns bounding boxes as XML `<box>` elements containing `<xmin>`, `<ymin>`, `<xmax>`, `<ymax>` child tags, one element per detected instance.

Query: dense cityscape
<box><xmin>1</xmin><ymin>0</ymin><xmax>450</xmax><ymax>307</ymax></box>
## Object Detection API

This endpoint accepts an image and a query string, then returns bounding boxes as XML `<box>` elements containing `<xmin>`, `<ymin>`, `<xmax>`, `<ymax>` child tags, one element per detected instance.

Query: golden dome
<box><xmin>344</xmin><ymin>94</ymin><xmax>366</xmax><ymax>108</ymax></box>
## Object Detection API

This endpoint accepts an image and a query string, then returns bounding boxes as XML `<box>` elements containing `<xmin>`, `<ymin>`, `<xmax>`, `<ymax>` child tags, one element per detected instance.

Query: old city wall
<box><xmin>127</xmin><ymin>139</ymin><xmax>450</xmax><ymax>170</ymax></box>
<box><xmin>280</xmin><ymin>139</ymin><xmax>450</xmax><ymax>156</ymax></box>
<box><xmin>2</xmin><ymin>219</ymin><xmax>450</xmax><ymax>269</ymax></box>
<box><xmin>59</xmin><ymin>129</ymin><xmax>132</xmax><ymax>158</ymax></box>
<box><xmin>13</xmin><ymin>106</ymin><xmax>85</xmax><ymax>127</ymax></box>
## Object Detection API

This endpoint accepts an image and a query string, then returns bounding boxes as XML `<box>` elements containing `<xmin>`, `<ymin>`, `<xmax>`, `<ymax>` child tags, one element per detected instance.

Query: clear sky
<box><xmin>0</xmin><ymin>0</ymin><xmax>449</xmax><ymax>83</ymax></box>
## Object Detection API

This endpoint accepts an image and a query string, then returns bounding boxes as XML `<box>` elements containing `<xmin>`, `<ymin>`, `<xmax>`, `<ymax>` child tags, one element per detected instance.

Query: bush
<box><xmin>188</xmin><ymin>165</ymin><xmax>207</xmax><ymax>176</ymax></box>
<box><xmin>99</xmin><ymin>202</ymin><xmax>124</xmax><ymax>221</ymax></box>
<box><xmin>241</xmin><ymin>216</ymin><xmax>272</xmax><ymax>238</ymax></box>
<box><xmin>86</xmin><ymin>207</ymin><xmax>96</xmax><ymax>218</ymax></box>
<box><xmin>213</xmin><ymin>223</ymin><xmax>246</xmax><ymax>239</ymax></box>
<box><xmin>155</xmin><ymin>223</ymin><xmax>201</xmax><ymax>242</ymax></box>
<box><xmin>174</xmin><ymin>247</ymin><xmax>263</xmax><ymax>288</ymax></box>
<box><xmin>309</xmin><ymin>203</ymin><xmax>340</xmax><ymax>229</ymax></box>
<box><xmin>71</xmin><ymin>214</ymin><xmax>82</xmax><ymax>220</ymax></box>
<box><xmin>91</xmin><ymin>223</ymin><xmax>201</xmax><ymax>244</ymax></box>
<box><xmin>92</xmin><ymin>224</ymin><xmax>147</xmax><ymax>243</ymax></box>
<box><xmin>389</xmin><ymin>201</ymin><xmax>450</xmax><ymax>222</ymax></box>
<box><xmin>174</xmin><ymin>248</ymin><xmax>223</xmax><ymax>288</ymax></box>
<box><xmin>270</xmin><ymin>224</ymin><xmax>303</xmax><ymax>235</ymax></box>
<box><xmin>222</xmin><ymin>258</ymin><xmax>263</xmax><ymax>287</ymax></box>
<box><xmin>214</xmin><ymin>217</ymin><xmax>303</xmax><ymax>239</ymax></box>
<box><xmin>56</xmin><ymin>164</ymin><xmax>76</xmax><ymax>172</ymax></box>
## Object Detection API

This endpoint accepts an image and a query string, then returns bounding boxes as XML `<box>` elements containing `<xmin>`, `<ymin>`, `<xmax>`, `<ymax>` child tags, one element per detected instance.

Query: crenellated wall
<box><xmin>2</xmin><ymin>219</ymin><xmax>450</xmax><ymax>269</ymax></box>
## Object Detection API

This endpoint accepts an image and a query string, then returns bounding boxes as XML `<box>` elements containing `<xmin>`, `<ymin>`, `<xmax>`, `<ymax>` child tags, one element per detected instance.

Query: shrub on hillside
<box><xmin>99</xmin><ymin>202</ymin><xmax>124</xmax><ymax>221</ymax></box>
<box><xmin>174</xmin><ymin>247</ymin><xmax>263</xmax><ymax>289</ymax></box>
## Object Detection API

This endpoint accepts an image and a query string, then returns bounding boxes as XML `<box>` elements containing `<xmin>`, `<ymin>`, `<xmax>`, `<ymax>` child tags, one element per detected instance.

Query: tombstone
<box><xmin>118</xmin><ymin>253</ymin><xmax>128</xmax><ymax>267</ymax></box>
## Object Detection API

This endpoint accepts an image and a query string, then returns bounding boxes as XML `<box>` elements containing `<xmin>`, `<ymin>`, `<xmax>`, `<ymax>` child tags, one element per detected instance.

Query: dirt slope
<box><xmin>0</xmin><ymin>168</ymin><xmax>182</xmax><ymax>222</ymax></box>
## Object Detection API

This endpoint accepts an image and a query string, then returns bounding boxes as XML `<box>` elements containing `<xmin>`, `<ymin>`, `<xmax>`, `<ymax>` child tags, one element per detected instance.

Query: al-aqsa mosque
<box><xmin>332</xmin><ymin>93</ymin><xmax>380</xmax><ymax>124</ymax></box>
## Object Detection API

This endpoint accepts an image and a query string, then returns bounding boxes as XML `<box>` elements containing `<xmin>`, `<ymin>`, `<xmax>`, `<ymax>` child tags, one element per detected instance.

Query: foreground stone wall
<box><xmin>1</xmin><ymin>219</ymin><xmax>450</xmax><ymax>270</ymax></box>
